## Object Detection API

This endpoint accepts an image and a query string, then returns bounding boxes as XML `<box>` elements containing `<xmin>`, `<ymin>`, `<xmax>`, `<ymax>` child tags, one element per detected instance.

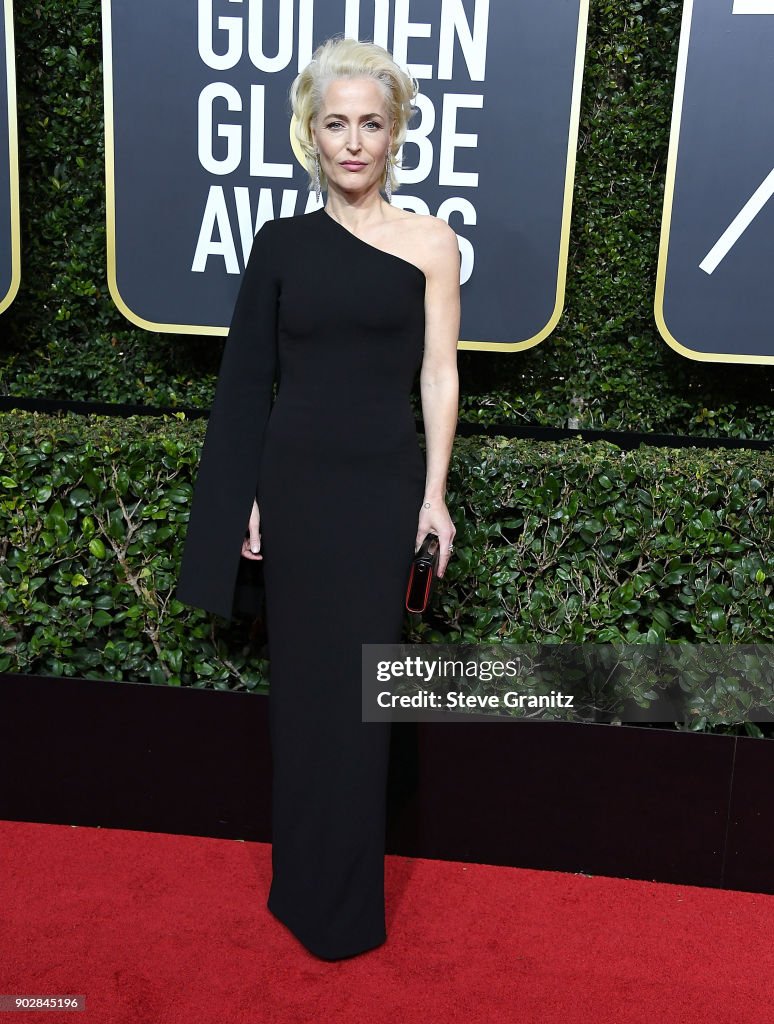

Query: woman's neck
<box><xmin>323</xmin><ymin>190</ymin><xmax>391</xmax><ymax>230</ymax></box>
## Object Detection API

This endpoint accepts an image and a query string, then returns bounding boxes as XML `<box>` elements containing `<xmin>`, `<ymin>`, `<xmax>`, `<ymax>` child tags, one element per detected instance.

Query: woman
<box><xmin>176</xmin><ymin>36</ymin><xmax>460</xmax><ymax>960</ymax></box>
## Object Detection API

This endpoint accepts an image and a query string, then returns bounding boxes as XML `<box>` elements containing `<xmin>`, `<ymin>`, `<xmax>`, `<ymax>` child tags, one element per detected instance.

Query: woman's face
<box><xmin>313</xmin><ymin>77</ymin><xmax>393</xmax><ymax>199</ymax></box>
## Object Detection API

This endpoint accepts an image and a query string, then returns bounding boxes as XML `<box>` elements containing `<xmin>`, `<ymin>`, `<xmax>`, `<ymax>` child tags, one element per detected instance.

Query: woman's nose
<box><xmin>346</xmin><ymin>132</ymin><xmax>362</xmax><ymax>151</ymax></box>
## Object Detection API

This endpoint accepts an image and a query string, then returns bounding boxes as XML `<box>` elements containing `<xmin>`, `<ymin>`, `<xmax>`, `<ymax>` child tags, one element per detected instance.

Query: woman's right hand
<box><xmin>241</xmin><ymin>499</ymin><xmax>263</xmax><ymax>560</ymax></box>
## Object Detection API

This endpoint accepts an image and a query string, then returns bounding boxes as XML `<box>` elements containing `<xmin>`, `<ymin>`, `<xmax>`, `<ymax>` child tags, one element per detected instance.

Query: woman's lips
<box><xmin>341</xmin><ymin>162</ymin><xmax>366</xmax><ymax>170</ymax></box>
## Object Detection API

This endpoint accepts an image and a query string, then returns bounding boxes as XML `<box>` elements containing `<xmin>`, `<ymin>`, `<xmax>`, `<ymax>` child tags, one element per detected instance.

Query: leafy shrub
<box><xmin>2</xmin><ymin>411</ymin><xmax>771</xmax><ymax>736</ymax></box>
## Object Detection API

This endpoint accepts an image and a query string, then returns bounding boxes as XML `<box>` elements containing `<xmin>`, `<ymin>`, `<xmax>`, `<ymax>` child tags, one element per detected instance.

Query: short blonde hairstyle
<box><xmin>290</xmin><ymin>36</ymin><xmax>419</xmax><ymax>196</ymax></box>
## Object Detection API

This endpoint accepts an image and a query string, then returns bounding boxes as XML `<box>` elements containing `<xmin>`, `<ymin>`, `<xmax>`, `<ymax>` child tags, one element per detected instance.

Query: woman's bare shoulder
<box><xmin>394</xmin><ymin>209</ymin><xmax>454</xmax><ymax>237</ymax></box>
<box><xmin>399</xmin><ymin>212</ymin><xmax>459</xmax><ymax>275</ymax></box>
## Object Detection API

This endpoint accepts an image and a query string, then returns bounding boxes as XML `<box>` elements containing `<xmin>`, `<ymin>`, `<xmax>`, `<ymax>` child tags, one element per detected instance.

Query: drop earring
<box><xmin>312</xmin><ymin>150</ymin><xmax>321</xmax><ymax>203</ymax></box>
<box><xmin>384</xmin><ymin>151</ymin><xmax>392</xmax><ymax>204</ymax></box>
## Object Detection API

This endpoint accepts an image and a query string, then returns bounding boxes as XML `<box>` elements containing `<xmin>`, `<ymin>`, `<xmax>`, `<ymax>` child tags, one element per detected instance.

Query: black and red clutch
<box><xmin>405</xmin><ymin>532</ymin><xmax>440</xmax><ymax>613</ymax></box>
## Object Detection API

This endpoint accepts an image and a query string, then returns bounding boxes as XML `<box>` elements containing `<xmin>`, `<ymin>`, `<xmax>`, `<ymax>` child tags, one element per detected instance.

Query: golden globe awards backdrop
<box><xmin>655</xmin><ymin>0</ymin><xmax>774</xmax><ymax>363</ymax></box>
<box><xmin>102</xmin><ymin>0</ymin><xmax>589</xmax><ymax>351</ymax></box>
<box><xmin>0</xmin><ymin>0</ymin><xmax>19</xmax><ymax>316</ymax></box>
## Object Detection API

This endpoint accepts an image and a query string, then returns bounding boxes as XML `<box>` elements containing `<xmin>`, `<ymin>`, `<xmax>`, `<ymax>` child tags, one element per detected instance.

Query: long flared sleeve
<box><xmin>175</xmin><ymin>219</ymin><xmax>280</xmax><ymax>620</ymax></box>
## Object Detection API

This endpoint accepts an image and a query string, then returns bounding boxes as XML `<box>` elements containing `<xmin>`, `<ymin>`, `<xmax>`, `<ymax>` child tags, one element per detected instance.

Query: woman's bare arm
<box><xmin>416</xmin><ymin>216</ymin><xmax>461</xmax><ymax>577</ymax></box>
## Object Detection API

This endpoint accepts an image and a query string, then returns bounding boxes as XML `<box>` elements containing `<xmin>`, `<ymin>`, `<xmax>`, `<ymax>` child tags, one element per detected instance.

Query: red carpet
<box><xmin>1</xmin><ymin>820</ymin><xmax>772</xmax><ymax>1023</ymax></box>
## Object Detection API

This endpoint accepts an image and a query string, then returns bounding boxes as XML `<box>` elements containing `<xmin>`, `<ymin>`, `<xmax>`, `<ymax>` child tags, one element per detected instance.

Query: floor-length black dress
<box><xmin>176</xmin><ymin>206</ymin><xmax>427</xmax><ymax>960</ymax></box>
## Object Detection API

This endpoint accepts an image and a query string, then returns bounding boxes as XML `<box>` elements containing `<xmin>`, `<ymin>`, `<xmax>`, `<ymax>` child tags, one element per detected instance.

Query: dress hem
<box><xmin>266</xmin><ymin>893</ymin><xmax>387</xmax><ymax>961</ymax></box>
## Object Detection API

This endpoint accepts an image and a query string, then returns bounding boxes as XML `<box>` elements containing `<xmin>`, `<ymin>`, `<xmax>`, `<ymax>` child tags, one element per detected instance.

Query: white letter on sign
<box><xmin>392</xmin><ymin>0</ymin><xmax>433</xmax><ymax>80</ymax></box>
<box><xmin>198</xmin><ymin>84</ymin><xmax>243</xmax><ymax>175</ymax></box>
<box><xmin>248</xmin><ymin>0</ymin><xmax>294</xmax><ymax>73</ymax></box>
<box><xmin>249</xmin><ymin>85</ymin><xmax>293</xmax><ymax>178</ymax></box>
<box><xmin>439</xmin><ymin>94</ymin><xmax>483</xmax><ymax>187</ymax></box>
<box><xmin>198</xmin><ymin>0</ymin><xmax>243</xmax><ymax>71</ymax></box>
<box><xmin>733</xmin><ymin>2</ymin><xmax>774</xmax><ymax>12</ymax></box>
<box><xmin>192</xmin><ymin>186</ymin><xmax>240</xmax><ymax>274</ymax></box>
<box><xmin>344</xmin><ymin>0</ymin><xmax>391</xmax><ymax>51</ymax></box>
<box><xmin>398</xmin><ymin>93</ymin><xmax>435</xmax><ymax>185</ymax></box>
<box><xmin>438</xmin><ymin>0</ymin><xmax>490</xmax><ymax>82</ymax></box>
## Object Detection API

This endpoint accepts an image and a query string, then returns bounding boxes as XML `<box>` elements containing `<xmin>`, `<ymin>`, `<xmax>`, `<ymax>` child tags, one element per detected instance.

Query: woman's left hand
<box><xmin>415</xmin><ymin>498</ymin><xmax>456</xmax><ymax>578</ymax></box>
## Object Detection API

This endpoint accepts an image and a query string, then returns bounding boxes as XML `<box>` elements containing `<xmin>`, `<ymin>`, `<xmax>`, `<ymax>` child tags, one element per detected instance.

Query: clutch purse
<box><xmin>405</xmin><ymin>532</ymin><xmax>441</xmax><ymax>613</ymax></box>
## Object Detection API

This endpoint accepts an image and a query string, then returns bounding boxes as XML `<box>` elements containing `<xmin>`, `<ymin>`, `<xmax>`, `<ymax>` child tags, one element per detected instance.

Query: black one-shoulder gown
<box><xmin>176</xmin><ymin>206</ymin><xmax>427</xmax><ymax>959</ymax></box>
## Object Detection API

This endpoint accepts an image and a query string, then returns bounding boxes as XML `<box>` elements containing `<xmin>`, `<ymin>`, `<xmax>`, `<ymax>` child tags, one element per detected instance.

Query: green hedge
<box><xmin>1</xmin><ymin>411</ymin><xmax>771</xmax><ymax>732</ymax></box>
<box><xmin>1</xmin><ymin>1</ymin><xmax>771</xmax><ymax>437</ymax></box>
<box><xmin>432</xmin><ymin>437</ymin><xmax>772</xmax><ymax>647</ymax></box>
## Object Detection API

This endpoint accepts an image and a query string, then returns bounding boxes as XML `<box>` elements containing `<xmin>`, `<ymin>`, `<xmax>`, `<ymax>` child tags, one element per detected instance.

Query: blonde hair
<box><xmin>290</xmin><ymin>36</ymin><xmax>419</xmax><ymax>196</ymax></box>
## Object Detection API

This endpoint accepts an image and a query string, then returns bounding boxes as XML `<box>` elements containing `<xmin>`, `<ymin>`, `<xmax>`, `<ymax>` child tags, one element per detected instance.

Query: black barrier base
<box><xmin>1</xmin><ymin>397</ymin><xmax>771</xmax><ymax>451</ymax></box>
<box><xmin>1</xmin><ymin>673</ymin><xmax>771</xmax><ymax>895</ymax></box>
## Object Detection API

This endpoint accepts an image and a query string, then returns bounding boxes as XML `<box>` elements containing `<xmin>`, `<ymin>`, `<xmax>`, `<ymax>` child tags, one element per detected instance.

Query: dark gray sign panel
<box><xmin>655</xmin><ymin>0</ymin><xmax>774</xmax><ymax>364</ymax></box>
<box><xmin>103</xmin><ymin>0</ymin><xmax>588</xmax><ymax>350</ymax></box>
<box><xmin>0</xmin><ymin>0</ymin><xmax>19</xmax><ymax>315</ymax></box>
